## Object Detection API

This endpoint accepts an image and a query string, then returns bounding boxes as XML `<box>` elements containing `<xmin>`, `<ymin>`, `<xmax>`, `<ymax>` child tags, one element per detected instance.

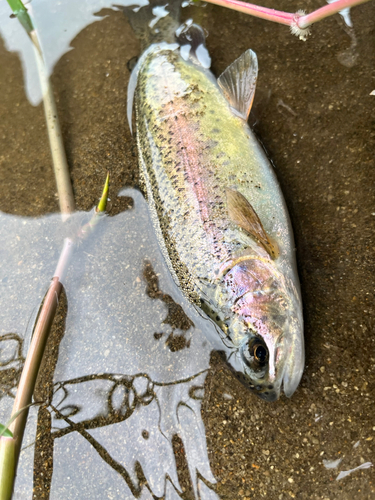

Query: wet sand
<box><xmin>0</xmin><ymin>1</ymin><xmax>374</xmax><ymax>498</ymax></box>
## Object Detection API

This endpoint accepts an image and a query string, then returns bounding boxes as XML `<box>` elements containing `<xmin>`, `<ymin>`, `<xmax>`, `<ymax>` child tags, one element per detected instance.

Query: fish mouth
<box><xmin>225</xmin><ymin>347</ymin><xmax>302</xmax><ymax>402</ymax></box>
<box><xmin>228</xmin><ymin>358</ymin><xmax>283</xmax><ymax>401</ymax></box>
<box><xmin>281</xmin><ymin>326</ymin><xmax>305</xmax><ymax>398</ymax></box>
<box><xmin>244</xmin><ymin>360</ymin><xmax>302</xmax><ymax>401</ymax></box>
<box><xmin>282</xmin><ymin>362</ymin><xmax>304</xmax><ymax>398</ymax></box>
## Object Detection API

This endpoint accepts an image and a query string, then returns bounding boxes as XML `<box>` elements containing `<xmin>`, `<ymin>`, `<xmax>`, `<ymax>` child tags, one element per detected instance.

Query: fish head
<box><xmin>223</xmin><ymin>260</ymin><xmax>304</xmax><ymax>401</ymax></box>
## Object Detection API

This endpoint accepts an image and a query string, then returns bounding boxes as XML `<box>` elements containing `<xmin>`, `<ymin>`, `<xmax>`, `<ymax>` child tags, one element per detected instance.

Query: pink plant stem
<box><xmin>9</xmin><ymin>238</ymin><xmax>74</xmax><ymax>467</ymax></box>
<box><xmin>298</xmin><ymin>0</ymin><xmax>370</xmax><ymax>28</ymax></box>
<box><xmin>202</xmin><ymin>0</ymin><xmax>372</xmax><ymax>30</ymax></box>
<box><xmin>8</xmin><ymin>203</ymin><xmax>105</xmax><ymax>472</ymax></box>
<box><xmin>202</xmin><ymin>0</ymin><xmax>294</xmax><ymax>25</ymax></box>
<box><xmin>7</xmin><ymin>190</ymin><xmax>107</xmax><ymax>486</ymax></box>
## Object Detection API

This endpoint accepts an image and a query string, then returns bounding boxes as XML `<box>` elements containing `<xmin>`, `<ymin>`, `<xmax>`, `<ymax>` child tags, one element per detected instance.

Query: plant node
<box><xmin>290</xmin><ymin>10</ymin><xmax>311</xmax><ymax>41</ymax></box>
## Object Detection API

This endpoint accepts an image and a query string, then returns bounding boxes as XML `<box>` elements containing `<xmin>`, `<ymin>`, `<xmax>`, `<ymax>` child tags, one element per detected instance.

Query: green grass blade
<box><xmin>6</xmin><ymin>0</ymin><xmax>27</xmax><ymax>15</ymax></box>
<box><xmin>0</xmin><ymin>427</ymin><xmax>12</xmax><ymax>440</ymax></box>
<box><xmin>0</xmin><ymin>437</ymin><xmax>16</xmax><ymax>500</ymax></box>
<box><xmin>6</xmin><ymin>0</ymin><xmax>34</xmax><ymax>35</ymax></box>
<box><xmin>0</xmin><ymin>403</ymin><xmax>36</xmax><ymax>439</ymax></box>
<box><xmin>97</xmin><ymin>172</ymin><xmax>110</xmax><ymax>214</ymax></box>
<box><xmin>78</xmin><ymin>173</ymin><xmax>110</xmax><ymax>238</ymax></box>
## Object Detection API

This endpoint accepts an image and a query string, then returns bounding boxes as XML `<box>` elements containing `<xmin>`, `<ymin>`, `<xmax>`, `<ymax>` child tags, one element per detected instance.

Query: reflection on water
<box><xmin>0</xmin><ymin>333</ymin><xmax>24</xmax><ymax>399</ymax></box>
<box><xmin>143</xmin><ymin>261</ymin><xmax>194</xmax><ymax>352</ymax></box>
<box><xmin>0</xmin><ymin>0</ymin><xmax>151</xmax><ymax>105</ymax></box>
<box><xmin>0</xmin><ymin>190</ymin><xmax>221</xmax><ymax>499</ymax></box>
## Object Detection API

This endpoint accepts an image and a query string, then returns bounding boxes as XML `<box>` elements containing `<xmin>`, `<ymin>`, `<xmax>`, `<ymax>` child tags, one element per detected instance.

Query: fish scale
<box><xmin>137</xmin><ymin>50</ymin><xmax>250</xmax><ymax>281</ymax></box>
<box><xmin>128</xmin><ymin>16</ymin><xmax>304</xmax><ymax>400</ymax></box>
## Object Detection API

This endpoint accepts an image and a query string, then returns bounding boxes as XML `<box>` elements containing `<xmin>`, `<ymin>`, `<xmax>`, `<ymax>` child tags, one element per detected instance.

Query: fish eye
<box><xmin>253</xmin><ymin>343</ymin><xmax>267</xmax><ymax>364</ymax></box>
<box><xmin>241</xmin><ymin>337</ymin><xmax>269</xmax><ymax>369</ymax></box>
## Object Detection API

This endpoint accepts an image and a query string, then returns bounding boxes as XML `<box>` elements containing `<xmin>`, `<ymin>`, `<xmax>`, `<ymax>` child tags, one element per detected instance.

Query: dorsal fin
<box><xmin>217</xmin><ymin>49</ymin><xmax>258</xmax><ymax>121</ymax></box>
<box><xmin>226</xmin><ymin>188</ymin><xmax>278</xmax><ymax>259</ymax></box>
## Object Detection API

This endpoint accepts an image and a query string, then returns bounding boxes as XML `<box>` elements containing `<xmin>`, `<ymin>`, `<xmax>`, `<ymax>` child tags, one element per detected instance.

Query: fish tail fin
<box><xmin>117</xmin><ymin>0</ymin><xmax>181</xmax><ymax>50</ymax></box>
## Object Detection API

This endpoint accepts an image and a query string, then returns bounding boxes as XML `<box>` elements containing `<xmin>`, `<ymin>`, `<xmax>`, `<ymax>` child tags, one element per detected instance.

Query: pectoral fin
<box><xmin>226</xmin><ymin>188</ymin><xmax>278</xmax><ymax>259</ymax></box>
<box><xmin>217</xmin><ymin>49</ymin><xmax>258</xmax><ymax>121</ymax></box>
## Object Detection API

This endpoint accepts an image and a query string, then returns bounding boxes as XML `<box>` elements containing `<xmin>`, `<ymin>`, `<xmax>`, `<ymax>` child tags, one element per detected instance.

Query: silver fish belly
<box><xmin>128</xmin><ymin>38</ymin><xmax>304</xmax><ymax>401</ymax></box>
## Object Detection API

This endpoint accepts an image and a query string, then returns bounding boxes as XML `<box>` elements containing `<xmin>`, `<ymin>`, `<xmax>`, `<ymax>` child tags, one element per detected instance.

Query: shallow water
<box><xmin>0</xmin><ymin>191</ymin><xmax>222</xmax><ymax>498</ymax></box>
<box><xmin>0</xmin><ymin>0</ymin><xmax>375</xmax><ymax>498</ymax></box>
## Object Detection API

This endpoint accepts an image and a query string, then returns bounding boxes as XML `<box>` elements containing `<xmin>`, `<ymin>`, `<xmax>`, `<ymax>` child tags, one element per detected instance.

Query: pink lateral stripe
<box><xmin>162</xmin><ymin>97</ymin><xmax>230</xmax><ymax>262</ymax></box>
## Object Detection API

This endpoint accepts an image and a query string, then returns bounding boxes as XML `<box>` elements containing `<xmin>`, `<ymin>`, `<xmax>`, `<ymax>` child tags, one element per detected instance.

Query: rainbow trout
<box><xmin>126</xmin><ymin>5</ymin><xmax>304</xmax><ymax>401</ymax></box>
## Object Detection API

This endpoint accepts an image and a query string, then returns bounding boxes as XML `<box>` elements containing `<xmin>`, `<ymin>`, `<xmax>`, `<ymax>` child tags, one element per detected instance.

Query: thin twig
<box><xmin>7</xmin><ymin>175</ymin><xmax>109</xmax><ymax>490</ymax></box>
<box><xmin>201</xmin><ymin>0</ymin><xmax>372</xmax><ymax>39</ymax></box>
<box><xmin>5</xmin><ymin>0</ymin><xmax>75</xmax><ymax>216</ymax></box>
<box><xmin>2</xmin><ymin>5</ymin><xmax>108</xmax><ymax>496</ymax></box>
<box><xmin>200</xmin><ymin>0</ymin><xmax>294</xmax><ymax>25</ymax></box>
<box><xmin>9</xmin><ymin>240</ymin><xmax>73</xmax><ymax>462</ymax></box>
<box><xmin>297</xmin><ymin>0</ymin><xmax>369</xmax><ymax>28</ymax></box>
<box><xmin>28</xmin><ymin>5</ymin><xmax>75</xmax><ymax>217</ymax></box>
